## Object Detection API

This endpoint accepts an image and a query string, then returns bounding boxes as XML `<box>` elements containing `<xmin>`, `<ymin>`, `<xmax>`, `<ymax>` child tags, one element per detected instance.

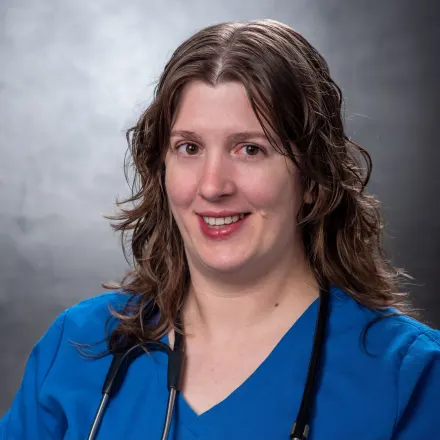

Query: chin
<box><xmin>198</xmin><ymin>254</ymin><xmax>250</xmax><ymax>275</ymax></box>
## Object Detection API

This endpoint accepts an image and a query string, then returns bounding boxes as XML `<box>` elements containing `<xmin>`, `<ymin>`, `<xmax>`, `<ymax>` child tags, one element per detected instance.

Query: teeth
<box><xmin>203</xmin><ymin>213</ymin><xmax>245</xmax><ymax>227</ymax></box>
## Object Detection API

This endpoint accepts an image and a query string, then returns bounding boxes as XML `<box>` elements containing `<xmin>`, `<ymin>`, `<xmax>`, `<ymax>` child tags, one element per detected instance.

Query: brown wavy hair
<box><xmin>103</xmin><ymin>19</ymin><xmax>412</xmax><ymax>352</ymax></box>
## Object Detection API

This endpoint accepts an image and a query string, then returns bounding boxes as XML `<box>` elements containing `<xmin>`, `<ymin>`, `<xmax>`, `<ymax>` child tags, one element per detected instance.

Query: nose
<box><xmin>197</xmin><ymin>153</ymin><xmax>236</xmax><ymax>202</ymax></box>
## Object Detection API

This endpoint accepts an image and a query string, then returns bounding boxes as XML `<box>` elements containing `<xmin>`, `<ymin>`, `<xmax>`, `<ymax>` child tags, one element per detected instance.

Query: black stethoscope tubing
<box><xmin>87</xmin><ymin>287</ymin><xmax>329</xmax><ymax>440</ymax></box>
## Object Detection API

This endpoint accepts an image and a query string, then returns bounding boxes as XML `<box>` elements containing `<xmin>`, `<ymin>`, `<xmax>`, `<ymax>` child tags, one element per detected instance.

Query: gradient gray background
<box><xmin>1</xmin><ymin>0</ymin><xmax>439</xmax><ymax>414</ymax></box>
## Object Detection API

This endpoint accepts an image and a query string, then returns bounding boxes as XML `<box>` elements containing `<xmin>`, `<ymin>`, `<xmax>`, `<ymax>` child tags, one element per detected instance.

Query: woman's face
<box><xmin>165</xmin><ymin>80</ymin><xmax>306</xmax><ymax>277</ymax></box>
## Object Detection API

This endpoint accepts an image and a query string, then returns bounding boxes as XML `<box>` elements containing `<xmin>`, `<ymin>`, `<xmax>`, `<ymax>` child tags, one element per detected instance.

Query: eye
<box><xmin>241</xmin><ymin>144</ymin><xmax>263</xmax><ymax>157</ymax></box>
<box><xmin>175</xmin><ymin>143</ymin><xmax>200</xmax><ymax>155</ymax></box>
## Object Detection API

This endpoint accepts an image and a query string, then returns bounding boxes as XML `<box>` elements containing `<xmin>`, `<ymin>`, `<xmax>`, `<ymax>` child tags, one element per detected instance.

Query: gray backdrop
<box><xmin>1</xmin><ymin>0</ymin><xmax>439</xmax><ymax>415</ymax></box>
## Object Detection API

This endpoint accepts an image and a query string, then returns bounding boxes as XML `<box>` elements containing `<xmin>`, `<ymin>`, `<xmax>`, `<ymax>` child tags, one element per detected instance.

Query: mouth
<box><xmin>198</xmin><ymin>213</ymin><xmax>251</xmax><ymax>229</ymax></box>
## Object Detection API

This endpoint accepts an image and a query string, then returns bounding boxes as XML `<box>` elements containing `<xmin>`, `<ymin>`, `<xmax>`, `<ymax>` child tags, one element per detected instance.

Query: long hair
<box><xmin>103</xmin><ymin>19</ymin><xmax>412</xmax><ymax>353</ymax></box>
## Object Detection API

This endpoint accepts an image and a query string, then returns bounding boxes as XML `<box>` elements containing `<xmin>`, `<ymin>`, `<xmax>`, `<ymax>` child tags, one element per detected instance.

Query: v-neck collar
<box><xmin>168</xmin><ymin>296</ymin><xmax>319</xmax><ymax>434</ymax></box>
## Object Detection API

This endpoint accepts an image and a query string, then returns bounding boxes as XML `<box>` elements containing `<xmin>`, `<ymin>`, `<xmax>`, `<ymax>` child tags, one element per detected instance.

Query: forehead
<box><xmin>171</xmin><ymin>80</ymin><xmax>267</xmax><ymax>134</ymax></box>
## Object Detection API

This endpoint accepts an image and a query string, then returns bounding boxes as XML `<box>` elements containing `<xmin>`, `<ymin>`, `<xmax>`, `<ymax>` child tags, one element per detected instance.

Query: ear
<box><xmin>303</xmin><ymin>181</ymin><xmax>315</xmax><ymax>204</ymax></box>
<box><xmin>303</xmin><ymin>190</ymin><xmax>314</xmax><ymax>205</ymax></box>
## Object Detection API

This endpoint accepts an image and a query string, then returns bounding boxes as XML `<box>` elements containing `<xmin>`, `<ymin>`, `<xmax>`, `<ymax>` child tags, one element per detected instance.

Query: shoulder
<box><xmin>328</xmin><ymin>285</ymin><xmax>440</xmax><ymax>356</ymax></box>
<box><xmin>29</xmin><ymin>291</ymin><xmax>135</xmax><ymax>391</ymax></box>
<box><xmin>327</xmin><ymin>285</ymin><xmax>440</xmax><ymax>384</ymax></box>
<box><xmin>327</xmin><ymin>287</ymin><xmax>440</xmax><ymax>435</ymax></box>
<box><xmin>0</xmin><ymin>292</ymin><xmax>139</xmax><ymax>438</ymax></box>
<box><xmin>64</xmin><ymin>291</ymin><xmax>132</xmax><ymax>327</ymax></box>
<box><xmin>59</xmin><ymin>290</ymin><xmax>134</xmax><ymax>344</ymax></box>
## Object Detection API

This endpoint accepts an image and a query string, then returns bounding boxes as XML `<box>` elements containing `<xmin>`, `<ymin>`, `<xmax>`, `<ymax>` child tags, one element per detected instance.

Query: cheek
<box><xmin>244</xmin><ymin>168</ymin><xmax>303</xmax><ymax>216</ymax></box>
<box><xmin>164</xmin><ymin>165</ymin><xmax>197</xmax><ymax>213</ymax></box>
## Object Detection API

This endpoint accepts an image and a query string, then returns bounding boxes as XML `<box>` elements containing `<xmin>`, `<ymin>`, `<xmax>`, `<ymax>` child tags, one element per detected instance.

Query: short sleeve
<box><xmin>392</xmin><ymin>330</ymin><xmax>440</xmax><ymax>439</ymax></box>
<box><xmin>0</xmin><ymin>309</ymin><xmax>69</xmax><ymax>439</ymax></box>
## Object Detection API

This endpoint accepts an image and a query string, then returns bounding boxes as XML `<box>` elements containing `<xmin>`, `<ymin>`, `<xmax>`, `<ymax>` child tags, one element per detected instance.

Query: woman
<box><xmin>1</xmin><ymin>19</ymin><xmax>439</xmax><ymax>440</ymax></box>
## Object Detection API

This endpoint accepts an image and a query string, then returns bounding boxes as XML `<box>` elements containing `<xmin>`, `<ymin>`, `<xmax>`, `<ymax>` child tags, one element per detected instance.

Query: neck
<box><xmin>182</xmin><ymin>250</ymin><xmax>319</xmax><ymax>344</ymax></box>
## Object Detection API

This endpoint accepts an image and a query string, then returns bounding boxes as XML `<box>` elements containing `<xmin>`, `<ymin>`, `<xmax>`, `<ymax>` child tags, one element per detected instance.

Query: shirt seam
<box><xmin>391</xmin><ymin>330</ymin><xmax>438</xmax><ymax>435</ymax></box>
<box><xmin>388</xmin><ymin>315</ymin><xmax>440</xmax><ymax>342</ymax></box>
<box><xmin>3</xmin><ymin>409</ymin><xmax>11</xmax><ymax>439</ymax></box>
<box><xmin>39</xmin><ymin>308</ymin><xmax>70</xmax><ymax>393</ymax></box>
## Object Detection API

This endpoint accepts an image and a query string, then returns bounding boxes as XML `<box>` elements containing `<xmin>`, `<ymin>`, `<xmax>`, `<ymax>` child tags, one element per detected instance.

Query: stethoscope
<box><xmin>87</xmin><ymin>287</ymin><xmax>329</xmax><ymax>440</ymax></box>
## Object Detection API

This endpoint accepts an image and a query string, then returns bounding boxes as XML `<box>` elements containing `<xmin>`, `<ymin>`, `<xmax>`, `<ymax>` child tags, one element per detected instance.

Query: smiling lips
<box><xmin>197</xmin><ymin>212</ymin><xmax>250</xmax><ymax>239</ymax></box>
<box><xmin>202</xmin><ymin>213</ymin><xmax>246</xmax><ymax>227</ymax></box>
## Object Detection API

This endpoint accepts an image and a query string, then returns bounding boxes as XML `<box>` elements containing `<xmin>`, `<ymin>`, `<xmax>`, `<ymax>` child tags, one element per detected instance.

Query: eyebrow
<box><xmin>169</xmin><ymin>130</ymin><xmax>270</xmax><ymax>144</ymax></box>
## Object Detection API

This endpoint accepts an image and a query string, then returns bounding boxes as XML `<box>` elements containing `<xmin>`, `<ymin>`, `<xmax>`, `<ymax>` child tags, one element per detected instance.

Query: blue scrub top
<box><xmin>1</xmin><ymin>286</ymin><xmax>440</xmax><ymax>439</ymax></box>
